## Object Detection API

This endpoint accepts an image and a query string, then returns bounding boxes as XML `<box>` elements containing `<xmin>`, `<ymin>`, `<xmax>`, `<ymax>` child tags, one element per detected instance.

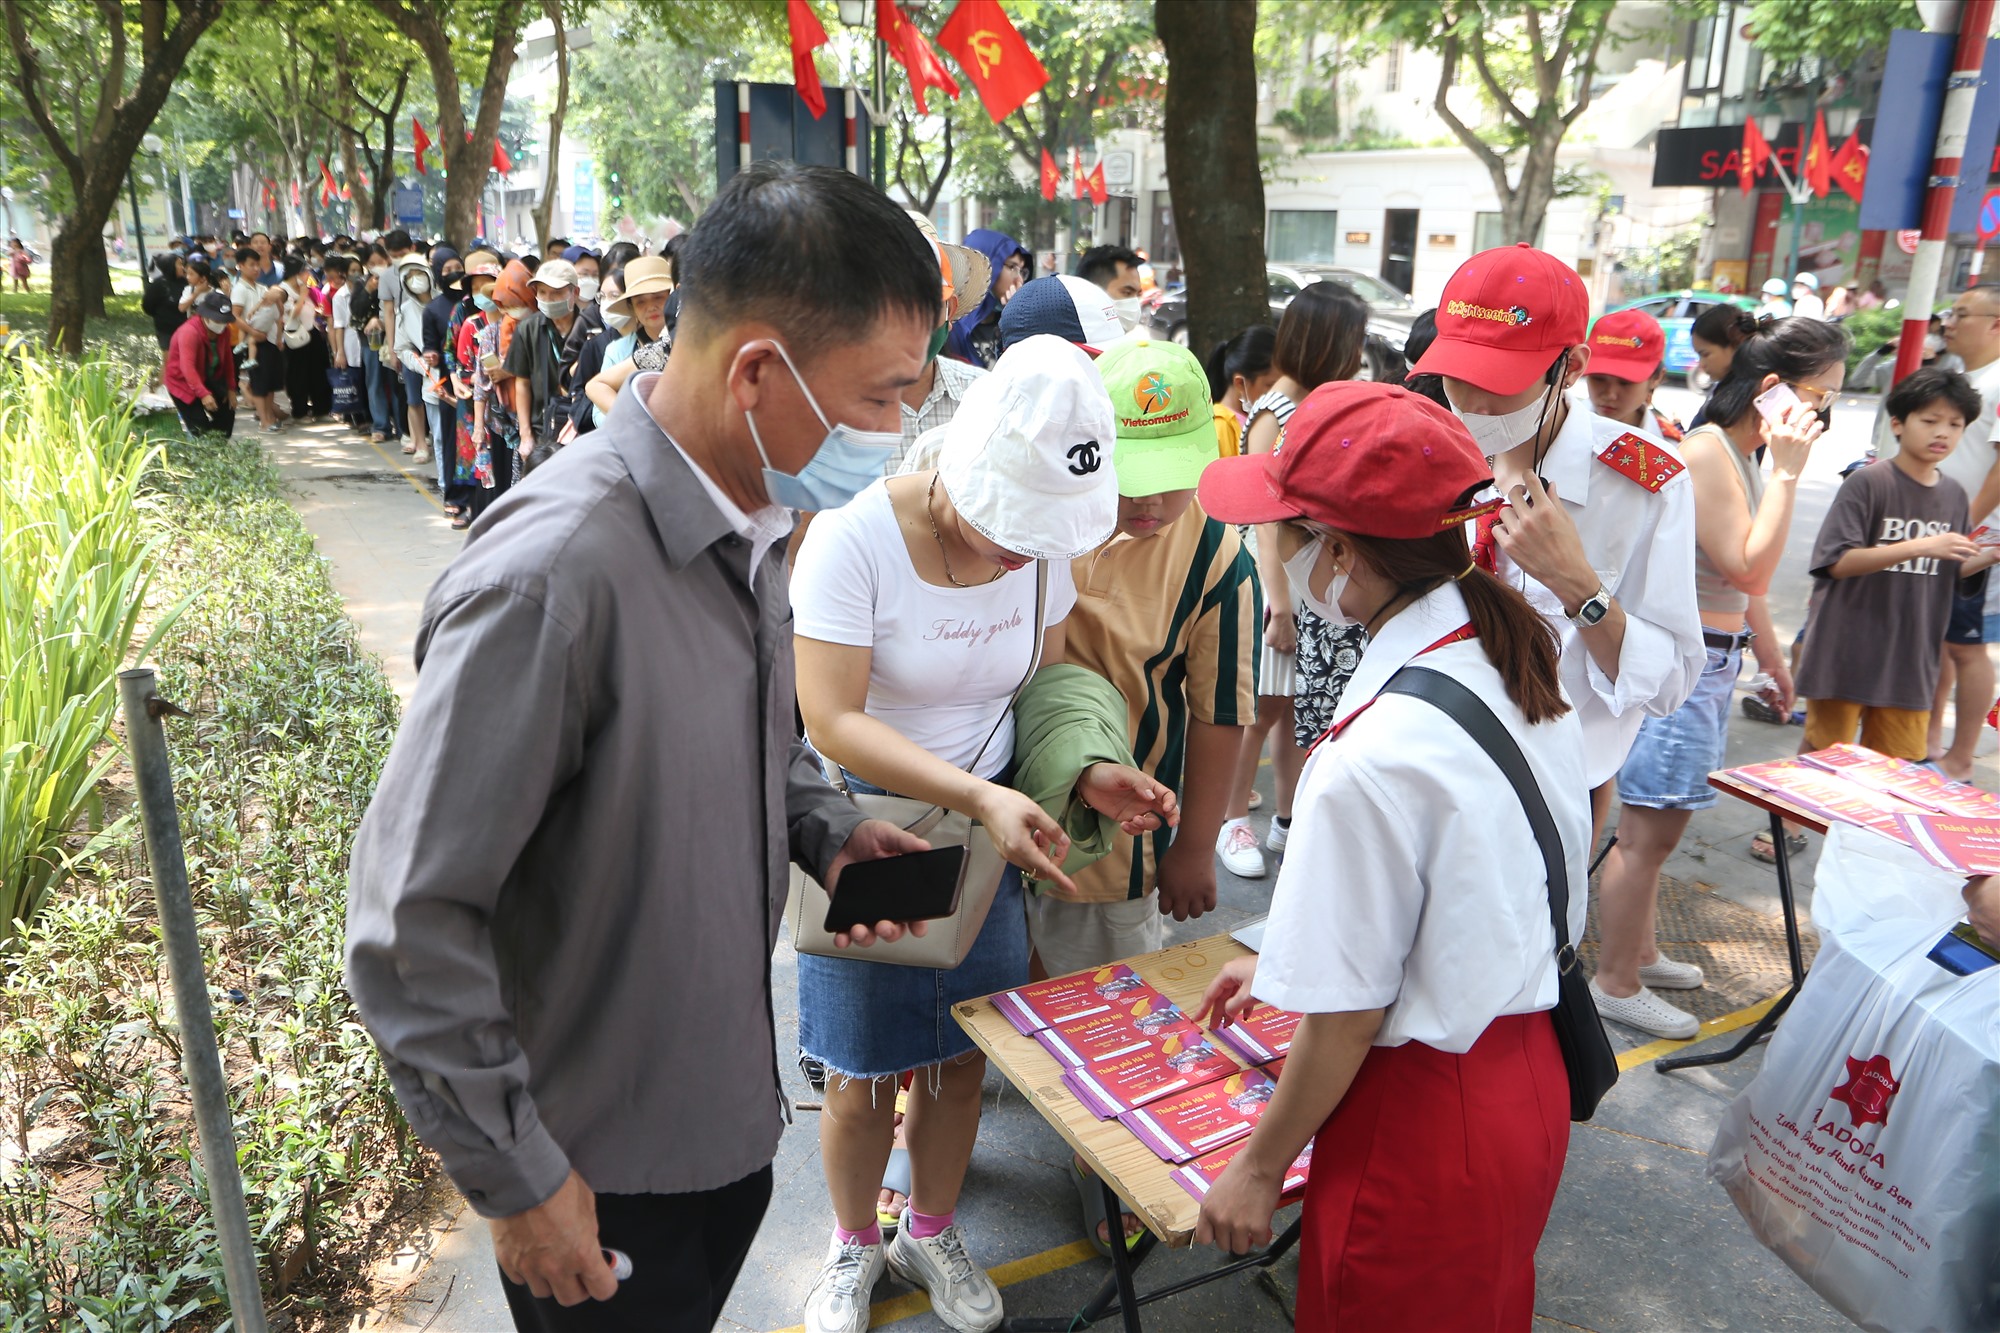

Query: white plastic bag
<box><xmin>1707</xmin><ymin>825</ymin><xmax>2000</xmax><ymax>1332</ymax></box>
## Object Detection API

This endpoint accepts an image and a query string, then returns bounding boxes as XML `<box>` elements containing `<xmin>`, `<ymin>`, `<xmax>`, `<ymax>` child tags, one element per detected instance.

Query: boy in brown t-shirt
<box><xmin>1796</xmin><ymin>368</ymin><xmax>2000</xmax><ymax>757</ymax></box>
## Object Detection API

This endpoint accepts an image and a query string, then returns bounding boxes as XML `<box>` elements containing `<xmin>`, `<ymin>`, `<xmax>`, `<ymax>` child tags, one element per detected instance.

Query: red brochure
<box><xmin>1799</xmin><ymin>746</ymin><xmax>2000</xmax><ymax>816</ymax></box>
<box><xmin>991</xmin><ymin>964</ymin><xmax>1159</xmax><ymax>1036</ymax></box>
<box><xmin>1896</xmin><ymin>814</ymin><xmax>2000</xmax><ymax>876</ymax></box>
<box><xmin>1170</xmin><ymin>1137</ymin><xmax>1313</xmax><ymax>1203</ymax></box>
<box><xmin>1033</xmin><ymin>995</ymin><xmax>1203</xmax><ymax>1068</ymax></box>
<box><xmin>1725</xmin><ymin>759</ymin><xmax>1922</xmax><ymax>839</ymax></box>
<box><xmin>1120</xmin><ymin>1067</ymin><xmax>1277</xmax><ymax>1162</ymax></box>
<box><xmin>1061</xmin><ymin>1032</ymin><xmax>1242</xmax><ymax>1119</ymax></box>
<box><xmin>1208</xmin><ymin>1003</ymin><xmax>1301</xmax><ymax>1066</ymax></box>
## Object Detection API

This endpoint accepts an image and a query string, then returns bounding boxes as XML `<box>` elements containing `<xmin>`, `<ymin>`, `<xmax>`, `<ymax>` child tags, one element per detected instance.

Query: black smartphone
<box><xmin>823</xmin><ymin>846</ymin><xmax>967</xmax><ymax>934</ymax></box>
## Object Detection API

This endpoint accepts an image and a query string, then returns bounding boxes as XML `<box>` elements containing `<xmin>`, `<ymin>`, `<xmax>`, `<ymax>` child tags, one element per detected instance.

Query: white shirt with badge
<box><xmin>1484</xmin><ymin>394</ymin><xmax>1703</xmax><ymax>788</ymax></box>
<box><xmin>1251</xmin><ymin>580</ymin><xmax>1590</xmax><ymax>1053</ymax></box>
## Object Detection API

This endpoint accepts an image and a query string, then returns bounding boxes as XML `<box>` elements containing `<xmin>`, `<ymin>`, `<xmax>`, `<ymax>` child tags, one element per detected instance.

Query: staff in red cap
<box><xmin>1582</xmin><ymin>308</ymin><xmax>1684</xmax><ymax>442</ymax></box>
<box><xmin>1191</xmin><ymin>381</ymin><xmax>1588</xmax><ymax>1330</ymax></box>
<box><xmin>1411</xmin><ymin>243</ymin><xmax>1702</xmax><ymax>841</ymax></box>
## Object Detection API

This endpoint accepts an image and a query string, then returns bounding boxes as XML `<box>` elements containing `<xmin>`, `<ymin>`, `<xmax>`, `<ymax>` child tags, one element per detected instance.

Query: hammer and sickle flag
<box><xmin>938</xmin><ymin>0</ymin><xmax>1048</xmax><ymax>124</ymax></box>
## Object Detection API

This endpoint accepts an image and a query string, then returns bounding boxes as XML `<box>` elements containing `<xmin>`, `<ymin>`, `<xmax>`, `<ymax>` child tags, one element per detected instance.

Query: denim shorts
<box><xmin>1616</xmin><ymin>645</ymin><xmax>1742</xmax><ymax>811</ymax></box>
<box><xmin>796</xmin><ymin>770</ymin><xmax>1029</xmax><ymax>1081</ymax></box>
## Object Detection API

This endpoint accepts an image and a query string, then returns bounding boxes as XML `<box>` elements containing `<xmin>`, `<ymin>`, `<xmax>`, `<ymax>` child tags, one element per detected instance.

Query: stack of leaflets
<box><xmin>992</xmin><ymin>964</ymin><xmax>1160</xmax><ymax>1036</ymax></box>
<box><xmin>1121</xmin><ymin>1064</ymin><xmax>1281</xmax><ymax>1162</ymax></box>
<box><xmin>1063</xmin><ymin>1031</ymin><xmax>1244</xmax><ymax>1119</ymax></box>
<box><xmin>1170</xmin><ymin>1137</ymin><xmax>1313</xmax><ymax>1204</ymax></box>
<box><xmin>1208</xmin><ymin>1003</ymin><xmax>1300</xmax><ymax>1066</ymax></box>
<box><xmin>1033</xmin><ymin>995</ymin><xmax>1206</xmax><ymax>1068</ymax></box>
<box><xmin>1726</xmin><ymin>757</ymin><xmax>1933</xmax><ymax>841</ymax></box>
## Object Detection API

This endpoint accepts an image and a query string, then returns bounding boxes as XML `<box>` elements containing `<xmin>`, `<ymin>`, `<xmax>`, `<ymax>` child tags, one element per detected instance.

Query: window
<box><xmin>1384</xmin><ymin>41</ymin><xmax>1402</xmax><ymax>93</ymax></box>
<box><xmin>1268</xmin><ymin>210</ymin><xmax>1338</xmax><ymax>263</ymax></box>
<box><xmin>1267</xmin><ymin>272</ymin><xmax>1301</xmax><ymax>301</ymax></box>
<box><xmin>1472</xmin><ymin>212</ymin><xmax>1547</xmax><ymax>252</ymax></box>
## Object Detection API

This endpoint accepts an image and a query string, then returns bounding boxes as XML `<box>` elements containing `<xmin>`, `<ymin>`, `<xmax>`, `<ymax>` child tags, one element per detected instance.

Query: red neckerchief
<box><xmin>1470</xmin><ymin>511</ymin><xmax>1502</xmax><ymax>574</ymax></box>
<box><xmin>1310</xmin><ymin>624</ymin><xmax>1477</xmax><ymax>753</ymax></box>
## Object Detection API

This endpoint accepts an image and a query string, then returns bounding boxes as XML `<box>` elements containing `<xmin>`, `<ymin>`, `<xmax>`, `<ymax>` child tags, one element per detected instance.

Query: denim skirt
<box><xmin>797</xmin><ymin>771</ymin><xmax>1029</xmax><ymax>1081</ymax></box>
<box><xmin>1616</xmin><ymin>645</ymin><xmax>1741</xmax><ymax>811</ymax></box>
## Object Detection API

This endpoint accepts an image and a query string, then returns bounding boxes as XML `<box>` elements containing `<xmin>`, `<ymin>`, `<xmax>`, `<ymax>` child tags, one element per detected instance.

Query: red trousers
<box><xmin>1296</xmin><ymin>1011</ymin><xmax>1570</xmax><ymax>1332</ymax></box>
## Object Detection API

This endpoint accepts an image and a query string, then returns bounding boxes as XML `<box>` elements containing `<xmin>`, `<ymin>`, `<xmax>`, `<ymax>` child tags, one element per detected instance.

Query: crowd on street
<box><xmin>137</xmin><ymin>160</ymin><xmax>1997</xmax><ymax>1331</ymax></box>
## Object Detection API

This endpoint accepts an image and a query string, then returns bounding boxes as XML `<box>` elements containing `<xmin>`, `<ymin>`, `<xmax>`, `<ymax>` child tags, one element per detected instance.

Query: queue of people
<box><xmin>336</xmin><ymin>158</ymin><xmax>2000</xmax><ymax>1333</ymax></box>
<box><xmin>146</xmin><ymin>227</ymin><xmax>679</xmax><ymax>529</ymax></box>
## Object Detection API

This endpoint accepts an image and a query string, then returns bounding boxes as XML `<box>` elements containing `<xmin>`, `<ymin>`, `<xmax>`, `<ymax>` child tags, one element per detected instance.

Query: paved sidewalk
<box><xmin>260</xmin><ymin>393</ymin><xmax>1973</xmax><ymax>1332</ymax></box>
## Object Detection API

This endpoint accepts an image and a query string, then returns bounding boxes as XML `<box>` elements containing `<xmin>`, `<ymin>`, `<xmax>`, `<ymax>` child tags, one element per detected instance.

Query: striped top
<box><xmin>1056</xmin><ymin>502</ymin><xmax>1262</xmax><ymax>902</ymax></box>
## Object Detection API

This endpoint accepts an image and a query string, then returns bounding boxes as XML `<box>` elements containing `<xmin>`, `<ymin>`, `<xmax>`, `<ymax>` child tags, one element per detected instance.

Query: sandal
<box><xmin>877</xmin><ymin>1146</ymin><xmax>911</xmax><ymax>1238</ymax></box>
<box><xmin>450</xmin><ymin>511</ymin><xmax>472</xmax><ymax>531</ymax></box>
<box><xmin>1749</xmin><ymin>830</ymin><xmax>1807</xmax><ymax>864</ymax></box>
<box><xmin>1071</xmin><ymin>1157</ymin><xmax>1144</xmax><ymax>1260</ymax></box>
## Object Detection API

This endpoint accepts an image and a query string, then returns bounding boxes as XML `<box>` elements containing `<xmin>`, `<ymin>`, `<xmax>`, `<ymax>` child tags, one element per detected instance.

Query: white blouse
<box><xmin>1252</xmin><ymin>581</ymin><xmax>1591</xmax><ymax>1053</ymax></box>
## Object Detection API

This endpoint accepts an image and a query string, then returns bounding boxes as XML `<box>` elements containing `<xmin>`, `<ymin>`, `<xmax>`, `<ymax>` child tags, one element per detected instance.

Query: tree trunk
<box><xmin>530</xmin><ymin>0</ymin><xmax>568</xmax><ymax>250</ymax></box>
<box><xmin>47</xmin><ymin>223</ymin><xmax>96</xmax><ymax>354</ymax></box>
<box><xmin>1157</xmin><ymin>0</ymin><xmax>1267</xmax><ymax>356</ymax></box>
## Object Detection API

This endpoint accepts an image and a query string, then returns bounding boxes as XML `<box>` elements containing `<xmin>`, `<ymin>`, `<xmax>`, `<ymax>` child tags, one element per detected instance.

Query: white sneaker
<box><xmin>1637</xmin><ymin>955</ymin><xmax>1705</xmax><ymax>991</ymax></box>
<box><xmin>1265</xmin><ymin>819</ymin><xmax>1289</xmax><ymax>854</ymax></box>
<box><xmin>1247</xmin><ymin>788</ymin><xmax>1264</xmax><ymax>811</ymax></box>
<box><xmin>803</xmin><ymin>1233</ymin><xmax>885</xmax><ymax>1333</ymax></box>
<box><xmin>1590</xmin><ymin>980</ymin><xmax>1699</xmax><ymax>1040</ymax></box>
<box><xmin>1216</xmin><ymin>818</ymin><xmax>1265</xmax><ymax>879</ymax></box>
<box><xmin>887</xmin><ymin>1214</ymin><xmax>1002</xmax><ymax>1333</ymax></box>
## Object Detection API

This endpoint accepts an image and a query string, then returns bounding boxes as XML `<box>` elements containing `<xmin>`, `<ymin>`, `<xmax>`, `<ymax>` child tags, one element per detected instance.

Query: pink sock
<box><xmin>834</xmin><ymin>1221</ymin><xmax>881</xmax><ymax>1248</ymax></box>
<box><xmin>907</xmin><ymin>1208</ymin><xmax>954</xmax><ymax>1240</ymax></box>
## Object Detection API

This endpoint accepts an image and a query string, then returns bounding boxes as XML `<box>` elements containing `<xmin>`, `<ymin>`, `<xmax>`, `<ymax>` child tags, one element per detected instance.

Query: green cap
<box><xmin>1095</xmin><ymin>336</ymin><xmax>1219</xmax><ymax>498</ymax></box>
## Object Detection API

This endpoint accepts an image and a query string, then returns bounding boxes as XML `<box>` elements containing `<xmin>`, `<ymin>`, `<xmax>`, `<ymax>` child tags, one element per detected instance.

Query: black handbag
<box><xmin>1380</xmin><ymin>666</ymin><xmax>1620</xmax><ymax>1121</ymax></box>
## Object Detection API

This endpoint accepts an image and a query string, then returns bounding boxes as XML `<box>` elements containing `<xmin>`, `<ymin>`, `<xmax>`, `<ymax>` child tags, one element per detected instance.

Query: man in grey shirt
<box><xmin>346</xmin><ymin>162</ymin><xmax>942</xmax><ymax>1326</ymax></box>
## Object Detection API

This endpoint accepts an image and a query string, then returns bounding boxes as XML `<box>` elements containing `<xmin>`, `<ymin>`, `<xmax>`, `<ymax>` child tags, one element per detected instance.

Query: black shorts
<box><xmin>1946</xmin><ymin>577</ymin><xmax>1989</xmax><ymax>645</ymax></box>
<box><xmin>247</xmin><ymin>344</ymin><xmax>286</xmax><ymax>396</ymax></box>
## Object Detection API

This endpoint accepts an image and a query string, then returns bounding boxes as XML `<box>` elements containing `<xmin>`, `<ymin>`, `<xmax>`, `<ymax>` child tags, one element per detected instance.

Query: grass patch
<box><xmin>0</xmin><ymin>432</ymin><xmax>425</xmax><ymax>1329</ymax></box>
<box><xmin>2</xmin><ymin>285</ymin><xmax>163</xmax><ymax>397</ymax></box>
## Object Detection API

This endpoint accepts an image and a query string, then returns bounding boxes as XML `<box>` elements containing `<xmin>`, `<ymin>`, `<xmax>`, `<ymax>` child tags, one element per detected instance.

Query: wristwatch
<box><xmin>1568</xmin><ymin>586</ymin><xmax>1612</xmax><ymax>627</ymax></box>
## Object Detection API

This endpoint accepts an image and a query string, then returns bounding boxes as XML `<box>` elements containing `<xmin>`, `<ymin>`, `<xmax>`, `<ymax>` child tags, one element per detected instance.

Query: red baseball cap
<box><xmin>1410</xmin><ymin>243</ymin><xmax>1591</xmax><ymax>395</ymax></box>
<box><xmin>1584</xmin><ymin>308</ymin><xmax>1665</xmax><ymax>381</ymax></box>
<box><xmin>1198</xmin><ymin>381</ymin><xmax>1500</xmax><ymax>539</ymax></box>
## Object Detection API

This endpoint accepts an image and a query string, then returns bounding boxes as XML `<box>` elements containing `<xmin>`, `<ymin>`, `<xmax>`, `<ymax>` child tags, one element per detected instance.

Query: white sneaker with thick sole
<box><xmin>1266</xmin><ymin>819</ymin><xmax>1290</xmax><ymax>854</ymax></box>
<box><xmin>1637</xmin><ymin>955</ymin><xmax>1705</xmax><ymax>991</ymax></box>
<box><xmin>1589</xmin><ymin>980</ymin><xmax>1699</xmax><ymax>1040</ymax></box>
<box><xmin>1216</xmin><ymin>817</ymin><xmax>1265</xmax><ymax>879</ymax></box>
<box><xmin>803</xmin><ymin>1234</ymin><xmax>885</xmax><ymax>1333</ymax></box>
<box><xmin>886</xmin><ymin>1213</ymin><xmax>1002</xmax><ymax>1333</ymax></box>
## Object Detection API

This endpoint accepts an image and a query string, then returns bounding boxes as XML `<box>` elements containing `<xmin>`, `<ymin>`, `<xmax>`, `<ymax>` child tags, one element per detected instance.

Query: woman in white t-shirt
<box><xmin>791</xmin><ymin>336</ymin><xmax>1178</xmax><ymax>1332</ymax></box>
<box><xmin>1192</xmin><ymin>381</ymin><xmax>1587</xmax><ymax>1331</ymax></box>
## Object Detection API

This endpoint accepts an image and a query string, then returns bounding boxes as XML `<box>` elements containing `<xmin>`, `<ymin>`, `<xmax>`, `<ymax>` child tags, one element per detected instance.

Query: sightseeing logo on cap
<box><xmin>1448</xmin><ymin>299</ymin><xmax>1533</xmax><ymax>327</ymax></box>
<box><xmin>1595</xmin><ymin>332</ymin><xmax>1644</xmax><ymax>350</ymax></box>
<box><xmin>1134</xmin><ymin>372</ymin><xmax>1172</xmax><ymax>414</ymax></box>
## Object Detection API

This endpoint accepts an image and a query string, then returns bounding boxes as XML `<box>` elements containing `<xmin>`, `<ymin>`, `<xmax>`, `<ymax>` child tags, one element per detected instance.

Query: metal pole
<box><xmin>117</xmin><ymin>669</ymin><xmax>269</xmax><ymax>1333</ymax></box>
<box><xmin>1895</xmin><ymin>0</ymin><xmax>1996</xmax><ymax>383</ymax></box>
<box><xmin>127</xmin><ymin>172</ymin><xmax>148</xmax><ymax>273</ymax></box>
<box><xmin>873</xmin><ymin>27</ymin><xmax>887</xmax><ymax>192</ymax></box>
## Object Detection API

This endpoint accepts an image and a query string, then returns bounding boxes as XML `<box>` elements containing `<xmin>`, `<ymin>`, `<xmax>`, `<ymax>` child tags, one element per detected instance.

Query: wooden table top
<box><xmin>955</xmin><ymin>933</ymin><xmax>1255</xmax><ymax>1250</ymax></box>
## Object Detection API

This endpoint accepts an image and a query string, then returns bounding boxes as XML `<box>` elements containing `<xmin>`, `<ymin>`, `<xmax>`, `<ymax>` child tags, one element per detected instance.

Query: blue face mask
<box><xmin>742</xmin><ymin>340</ymin><xmax>902</xmax><ymax>511</ymax></box>
<box><xmin>473</xmin><ymin>293</ymin><xmax>497</xmax><ymax>314</ymax></box>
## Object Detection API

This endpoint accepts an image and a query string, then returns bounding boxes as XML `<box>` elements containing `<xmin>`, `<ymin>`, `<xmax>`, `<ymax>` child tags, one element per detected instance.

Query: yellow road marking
<box><xmin>1616</xmin><ymin>992</ymin><xmax>1782</xmax><ymax>1072</ymax></box>
<box><xmin>767</xmin><ymin>1239</ymin><xmax>1100</xmax><ymax>1332</ymax></box>
<box><xmin>360</xmin><ymin>432</ymin><xmax>445</xmax><ymax>512</ymax></box>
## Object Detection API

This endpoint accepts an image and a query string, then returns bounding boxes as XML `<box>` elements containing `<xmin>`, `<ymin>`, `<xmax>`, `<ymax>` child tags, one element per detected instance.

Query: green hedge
<box><xmin>0</xmin><ymin>435</ymin><xmax>419</xmax><ymax>1329</ymax></box>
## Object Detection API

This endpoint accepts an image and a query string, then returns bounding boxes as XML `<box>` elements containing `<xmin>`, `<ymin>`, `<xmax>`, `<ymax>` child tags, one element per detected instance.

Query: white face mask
<box><xmin>1112</xmin><ymin>295</ymin><xmax>1143</xmax><ymax>332</ymax></box>
<box><xmin>201</xmin><ymin>318</ymin><xmax>229</xmax><ymax>334</ymax></box>
<box><xmin>1281</xmin><ymin>536</ymin><xmax>1355</xmax><ymax>627</ymax></box>
<box><xmin>537</xmin><ymin>293</ymin><xmax>572</xmax><ymax>318</ymax></box>
<box><xmin>577</xmin><ymin>277</ymin><xmax>600</xmax><ymax>303</ymax></box>
<box><xmin>1449</xmin><ymin>384</ymin><xmax>1554</xmax><ymax>455</ymax></box>
<box><xmin>603</xmin><ymin>308</ymin><xmax>634</xmax><ymax>333</ymax></box>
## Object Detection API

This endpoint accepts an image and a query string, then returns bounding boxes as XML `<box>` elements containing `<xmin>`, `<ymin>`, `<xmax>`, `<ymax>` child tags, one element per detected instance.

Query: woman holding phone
<box><xmin>1192</xmin><ymin>381</ymin><xmax>1587</xmax><ymax>1330</ymax></box>
<box><xmin>1594</xmin><ymin>316</ymin><xmax>1842</xmax><ymax>1039</ymax></box>
<box><xmin>791</xmin><ymin>335</ymin><xmax>1176</xmax><ymax>1333</ymax></box>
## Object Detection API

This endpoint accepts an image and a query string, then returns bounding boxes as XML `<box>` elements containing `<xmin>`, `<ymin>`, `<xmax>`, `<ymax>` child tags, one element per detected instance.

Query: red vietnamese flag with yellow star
<box><xmin>939</xmin><ymin>0</ymin><xmax>1049</xmax><ymax>123</ymax></box>
<box><xmin>1040</xmin><ymin>146</ymin><xmax>1060</xmax><ymax>200</ymax></box>
<box><xmin>1805</xmin><ymin>109</ymin><xmax>1833</xmax><ymax>199</ymax></box>
<box><xmin>1740</xmin><ymin>116</ymin><xmax>1771</xmax><ymax>196</ymax></box>
<box><xmin>1086</xmin><ymin>160</ymin><xmax>1108</xmax><ymax>206</ymax></box>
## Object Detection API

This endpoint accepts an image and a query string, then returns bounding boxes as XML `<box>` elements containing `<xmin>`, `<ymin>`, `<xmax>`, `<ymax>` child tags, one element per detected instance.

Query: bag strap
<box><xmin>1377</xmin><ymin>666</ymin><xmax>1578</xmax><ymax>972</ymax></box>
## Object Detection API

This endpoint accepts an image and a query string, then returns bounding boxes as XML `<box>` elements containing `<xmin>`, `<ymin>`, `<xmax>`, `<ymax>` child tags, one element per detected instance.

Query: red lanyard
<box><xmin>1312</xmin><ymin>624</ymin><xmax>1476</xmax><ymax>752</ymax></box>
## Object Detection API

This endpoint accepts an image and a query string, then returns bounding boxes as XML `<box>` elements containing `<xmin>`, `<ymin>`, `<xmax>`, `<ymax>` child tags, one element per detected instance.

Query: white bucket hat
<box><xmin>938</xmin><ymin>334</ymin><xmax>1118</xmax><ymax>560</ymax></box>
